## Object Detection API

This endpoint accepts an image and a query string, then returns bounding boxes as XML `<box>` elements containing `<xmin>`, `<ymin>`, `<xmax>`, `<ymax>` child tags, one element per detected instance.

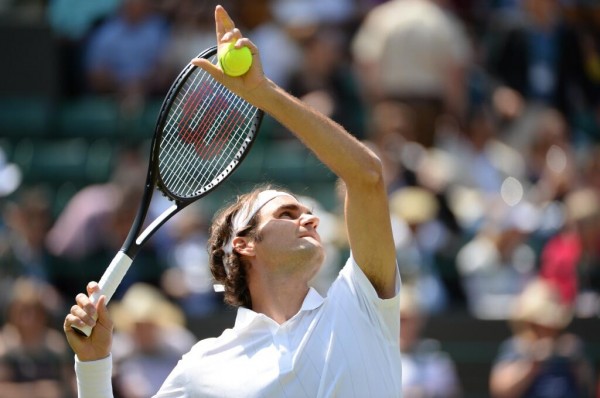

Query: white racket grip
<box><xmin>72</xmin><ymin>252</ymin><xmax>133</xmax><ymax>337</ymax></box>
<box><xmin>93</xmin><ymin>251</ymin><xmax>133</xmax><ymax>305</ymax></box>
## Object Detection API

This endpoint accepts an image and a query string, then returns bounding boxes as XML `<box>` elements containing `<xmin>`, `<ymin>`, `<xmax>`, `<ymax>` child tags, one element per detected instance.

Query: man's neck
<box><xmin>248</xmin><ymin>272</ymin><xmax>311</xmax><ymax>325</ymax></box>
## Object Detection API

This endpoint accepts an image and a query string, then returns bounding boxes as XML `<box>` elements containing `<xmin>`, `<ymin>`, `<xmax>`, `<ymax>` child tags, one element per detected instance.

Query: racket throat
<box><xmin>135</xmin><ymin>203</ymin><xmax>179</xmax><ymax>247</ymax></box>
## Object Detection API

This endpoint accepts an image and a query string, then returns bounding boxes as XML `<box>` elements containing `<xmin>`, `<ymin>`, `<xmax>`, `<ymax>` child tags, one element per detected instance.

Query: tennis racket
<box><xmin>72</xmin><ymin>46</ymin><xmax>263</xmax><ymax>336</ymax></box>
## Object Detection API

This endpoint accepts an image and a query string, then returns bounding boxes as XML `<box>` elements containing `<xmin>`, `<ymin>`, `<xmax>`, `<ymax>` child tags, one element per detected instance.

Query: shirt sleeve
<box><xmin>330</xmin><ymin>254</ymin><xmax>401</xmax><ymax>340</ymax></box>
<box><xmin>153</xmin><ymin>356</ymin><xmax>189</xmax><ymax>398</ymax></box>
<box><xmin>74</xmin><ymin>355</ymin><xmax>114</xmax><ymax>398</ymax></box>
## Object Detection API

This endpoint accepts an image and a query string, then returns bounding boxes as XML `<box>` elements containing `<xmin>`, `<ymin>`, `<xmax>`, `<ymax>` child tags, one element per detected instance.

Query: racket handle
<box><xmin>71</xmin><ymin>251</ymin><xmax>133</xmax><ymax>337</ymax></box>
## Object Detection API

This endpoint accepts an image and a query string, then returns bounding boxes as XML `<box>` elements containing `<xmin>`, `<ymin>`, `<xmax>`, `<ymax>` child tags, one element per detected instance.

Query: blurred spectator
<box><xmin>0</xmin><ymin>0</ymin><xmax>45</xmax><ymax>23</ymax></box>
<box><xmin>580</xmin><ymin>144</ymin><xmax>600</xmax><ymax>193</ymax></box>
<box><xmin>540</xmin><ymin>188</ymin><xmax>600</xmax><ymax>318</ymax></box>
<box><xmin>490</xmin><ymin>278</ymin><xmax>595</xmax><ymax>397</ymax></box>
<box><xmin>236</xmin><ymin>0</ymin><xmax>302</xmax><ymax>89</ymax></box>
<box><xmin>84</xmin><ymin>0</ymin><xmax>171</xmax><ymax>112</ymax></box>
<box><xmin>48</xmin><ymin>147</ymin><xmax>147</xmax><ymax>260</ymax></box>
<box><xmin>0</xmin><ymin>186</ymin><xmax>53</xmax><ymax>280</ymax></box>
<box><xmin>47</xmin><ymin>0</ymin><xmax>119</xmax><ymax>42</ymax></box>
<box><xmin>390</xmin><ymin>186</ymin><xmax>450</xmax><ymax>313</ymax></box>
<box><xmin>521</xmin><ymin>107</ymin><xmax>578</xmax><ymax>204</ymax></box>
<box><xmin>271</xmin><ymin>0</ymin><xmax>357</xmax><ymax>28</ymax></box>
<box><xmin>352</xmin><ymin>0</ymin><xmax>472</xmax><ymax>147</ymax></box>
<box><xmin>47</xmin><ymin>0</ymin><xmax>121</xmax><ymax>96</ymax></box>
<box><xmin>0</xmin><ymin>148</ymin><xmax>22</xmax><ymax>199</ymax></box>
<box><xmin>576</xmin><ymin>4</ymin><xmax>600</xmax><ymax>143</ymax></box>
<box><xmin>161</xmin><ymin>0</ymin><xmax>216</xmax><ymax>79</ymax></box>
<box><xmin>456</xmin><ymin>201</ymin><xmax>540</xmax><ymax>319</ymax></box>
<box><xmin>568</xmin><ymin>3</ymin><xmax>600</xmax><ymax>97</ymax></box>
<box><xmin>160</xmin><ymin>204</ymin><xmax>222</xmax><ymax>319</ymax></box>
<box><xmin>46</xmin><ymin>146</ymin><xmax>167</xmax><ymax>300</ymax></box>
<box><xmin>581</xmin><ymin>4</ymin><xmax>600</xmax><ymax>88</ymax></box>
<box><xmin>400</xmin><ymin>285</ymin><xmax>461</xmax><ymax>397</ymax></box>
<box><xmin>484</xmin><ymin>0</ymin><xmax>594</xmax><ymax>125</ymax></box>
<box><xmin>110</xmin><ymin>283</ymin><xmax>196</xmax><ymax>398</ymax></box>
<box><xmin>365</xmin><ymin>100</ymin><xmax>419</xmax><ymax>192</ymax></box>
<box><xmin>288</xmin><ymin>25</ymin><xmax>366</xmax><ymax>139</ymax></box>
<box><xmin>438</xmin><ymin>104</ymin><xmax>525</xmax><ymax>196</ymax></box>
<box><xmin>0</xmin><ymin>278</ymin><xmax>73</xmax><ymax>398</ymax></box>
<box><xmin>0</xmin><ymin>186</ymin><xmax>54</xmax><ymax>312</ymax></box>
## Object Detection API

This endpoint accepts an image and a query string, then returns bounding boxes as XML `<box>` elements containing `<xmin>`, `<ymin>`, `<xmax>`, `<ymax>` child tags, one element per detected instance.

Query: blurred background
<box><xmin>0</xmin><ymin>0</ymin><xmax>600</xmax><ymax>396</ymax></box>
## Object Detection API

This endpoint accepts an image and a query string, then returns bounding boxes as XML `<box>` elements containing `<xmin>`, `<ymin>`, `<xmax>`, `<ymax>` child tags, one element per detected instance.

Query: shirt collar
<box><xmin>234</xmin><ymin>287</ymin><xmax>324</xmax><ymax>331</ymax></box>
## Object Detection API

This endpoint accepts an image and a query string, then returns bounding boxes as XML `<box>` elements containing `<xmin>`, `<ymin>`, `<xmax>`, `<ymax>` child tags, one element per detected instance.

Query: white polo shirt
<box><xmin>76</xmin><ymin>256</ymin><xmax>402</xmax><ymax>397</ymax></box>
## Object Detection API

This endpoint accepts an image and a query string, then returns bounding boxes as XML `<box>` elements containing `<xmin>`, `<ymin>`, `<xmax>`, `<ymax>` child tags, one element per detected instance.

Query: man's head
<box><xmin>208</xmin><ymin>186</ymin><xmax>323</xmax><ymax>308</ymax></box>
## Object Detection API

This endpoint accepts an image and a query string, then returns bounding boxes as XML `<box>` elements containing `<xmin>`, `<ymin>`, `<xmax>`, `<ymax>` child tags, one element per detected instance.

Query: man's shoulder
<box><xmin>186</xmin><ymin>330</ymin><xmax>235</xmax><ymax>358</ymax></box>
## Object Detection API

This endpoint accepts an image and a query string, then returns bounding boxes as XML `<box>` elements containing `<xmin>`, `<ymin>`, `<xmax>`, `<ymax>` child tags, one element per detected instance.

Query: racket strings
<box><xmin>162</xmin><ymin>64</ymin><xmax>256</xmax><ymax>187</ymax></box>
<box><xmin>159</xmin><ymin>57</ymin><xmax>258</xmax><ymax>198</ymax></box>
<box><xmin>163</xmin><ymin>73</ymin><xmax>229</xmax><ymax>184</ymax></box>
<box><xmin>166</xmin><ymin>86</ymin><xmax>254</xmax><ymax>193</ymax></box>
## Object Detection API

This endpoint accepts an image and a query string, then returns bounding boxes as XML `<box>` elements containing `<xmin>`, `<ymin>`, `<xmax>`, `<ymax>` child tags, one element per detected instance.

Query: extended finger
<box><xmin>215</xmin><ymin>5</ymin><xmax>235</xmax><ymax>43</ymax></box>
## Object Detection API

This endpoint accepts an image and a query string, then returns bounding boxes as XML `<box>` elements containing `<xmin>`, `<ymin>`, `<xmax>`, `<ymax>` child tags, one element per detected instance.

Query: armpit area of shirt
<box><xmin>340</xmin><ymin>253</ymin><xmax>401</xmax><ymax>302</ymax></box>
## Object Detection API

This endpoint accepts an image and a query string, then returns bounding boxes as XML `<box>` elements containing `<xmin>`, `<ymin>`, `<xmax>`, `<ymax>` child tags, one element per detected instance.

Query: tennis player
<box><xmin>64</xmin><ymin>5</ymin><xmax>402</xmax><ymax>397</ymax></box>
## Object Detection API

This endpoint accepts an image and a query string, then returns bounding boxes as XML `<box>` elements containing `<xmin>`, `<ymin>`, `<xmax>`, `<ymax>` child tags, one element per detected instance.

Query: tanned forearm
<box><xmin>251</xmin><ymin>80</ymin><xmax>382</xmax><ymax>187</ymax></box>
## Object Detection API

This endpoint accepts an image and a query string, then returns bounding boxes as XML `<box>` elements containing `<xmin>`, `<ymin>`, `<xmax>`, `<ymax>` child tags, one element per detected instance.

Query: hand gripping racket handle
<box><xmin>71</xmin><ymin>251</ymin><xmax>133</xmax><ymax>337</ymax></box>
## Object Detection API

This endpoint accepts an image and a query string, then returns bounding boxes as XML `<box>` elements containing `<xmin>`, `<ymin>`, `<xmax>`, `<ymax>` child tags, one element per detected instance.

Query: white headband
<box><xmin>223</xmin><ymin>190</ymin><xmax>295</xmax><ymax>258</ymax></box>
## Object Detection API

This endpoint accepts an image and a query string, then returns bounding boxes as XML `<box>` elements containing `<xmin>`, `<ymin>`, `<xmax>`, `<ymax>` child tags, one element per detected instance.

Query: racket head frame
<box><xmin>122</xmin><ymin>45</ymin><xmax>263</xmax><ymax>257</ymax></box>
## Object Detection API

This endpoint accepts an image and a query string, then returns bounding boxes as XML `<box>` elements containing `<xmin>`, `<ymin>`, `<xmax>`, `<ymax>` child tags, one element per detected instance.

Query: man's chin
<box><xmin>308</xmin><ymin>245</ymin><xmax>326</xmax><ymax>266</ymax></box>
<box><xmin>295</xmin><ymin>242</ymin><xmax>325</xmax><ymax>264</ymax></box>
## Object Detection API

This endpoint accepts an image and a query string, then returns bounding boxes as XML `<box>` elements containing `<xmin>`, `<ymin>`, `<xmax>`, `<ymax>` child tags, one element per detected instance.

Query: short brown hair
<box><xmin>207</xmin><ymin>184</ymin><xmax>290</xmax><ymax>308</ymax></box>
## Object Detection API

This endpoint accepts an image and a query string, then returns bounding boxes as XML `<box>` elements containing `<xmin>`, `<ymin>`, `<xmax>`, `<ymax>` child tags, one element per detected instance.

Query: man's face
<box><xmin>252</xmin><ymin>195</ymin><xmax>324</xmax><ymax>274</ymax></box>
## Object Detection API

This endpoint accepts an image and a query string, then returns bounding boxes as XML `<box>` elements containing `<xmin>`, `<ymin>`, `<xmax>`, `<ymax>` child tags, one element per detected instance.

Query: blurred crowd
<box><xmin>1</xmin><ymin>0</ymin><xmax>600</xmax><ymax>396</ymax></box>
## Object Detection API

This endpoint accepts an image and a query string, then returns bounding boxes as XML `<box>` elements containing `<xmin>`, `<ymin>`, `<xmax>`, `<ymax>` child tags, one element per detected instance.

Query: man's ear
<box><xmin>232</xmin><ymin>236</ymin><xmax>255</xmax><ymax>257</ymax></box>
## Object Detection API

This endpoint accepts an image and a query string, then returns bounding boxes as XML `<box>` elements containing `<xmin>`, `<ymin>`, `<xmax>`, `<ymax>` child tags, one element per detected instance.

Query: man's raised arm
<box><xmin>193</xmin><ymin>6</ymin><xmax>397</xmax><ymax>298</ymax></box>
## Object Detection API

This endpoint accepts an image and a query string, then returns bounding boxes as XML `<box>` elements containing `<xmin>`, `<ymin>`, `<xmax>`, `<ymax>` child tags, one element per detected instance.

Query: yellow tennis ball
<box><xmin>219</xmin><ymin>42</ymin><xmax>253</xmax><ymax>77</ymax></box>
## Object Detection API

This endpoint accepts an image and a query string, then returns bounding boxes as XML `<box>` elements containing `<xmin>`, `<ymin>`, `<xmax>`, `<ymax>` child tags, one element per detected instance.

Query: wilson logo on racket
<box><xmin>178</xmin><ymin>84</ymin><xmax>243</xmax><ymax>159</ymax></box>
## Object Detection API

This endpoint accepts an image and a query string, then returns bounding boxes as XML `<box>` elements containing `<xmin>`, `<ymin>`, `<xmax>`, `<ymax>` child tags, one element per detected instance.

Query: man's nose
<box><xmin>300</xmin><ymin>213</ymin><xmax>319</xmax><ymax>229</ymax></box>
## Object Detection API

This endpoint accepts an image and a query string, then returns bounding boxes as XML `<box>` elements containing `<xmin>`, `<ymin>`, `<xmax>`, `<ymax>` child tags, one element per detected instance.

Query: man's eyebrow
<box><xmin>275</xmin><ymin>203</ymin><xmax>313</xmax><ymax>215</ymax></box>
